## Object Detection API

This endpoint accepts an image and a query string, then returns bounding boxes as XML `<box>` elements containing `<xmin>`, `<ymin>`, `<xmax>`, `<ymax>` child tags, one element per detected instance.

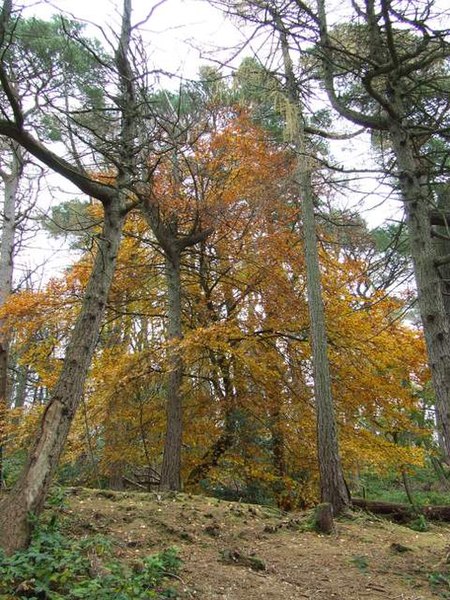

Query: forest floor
<box><xmin>59</xmin><ymin>488</ymin><xmax>450</xmax><ymax>600</ymax></box>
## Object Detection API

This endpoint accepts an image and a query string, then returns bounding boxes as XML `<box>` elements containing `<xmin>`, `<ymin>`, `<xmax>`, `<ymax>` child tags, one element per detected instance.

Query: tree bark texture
<box><xmin>0</xmin><ymin>204</ymin><xmax>125</xmax><ymax>554</ymax></box>
<box><xmin>279</xmin><ymin>25</ymin><xmax>349</xmax><ymax>515</ymax></box>
<box><xmin>390</xmin><ymin>121</ymin><xmax>450</xmax><ymax>460</ymax></box>
<box><xmin>159</xmin><ymin>253</ymin><xmax>184</xmax><ymax>490</ymax></box>
<box><xmin>300</xmin><ymin>162</ymin><xmax>349</xmax><ymax>514</ymax></box>
<box><xmin>314</xmin><ymin>0</ymin><xmax>450</xmax><ymax>462</ymax></box>
<box><xmin>0</xmin><ymin>0</ymin><xmax>137</xmax><ymax>554</ymax></box>
<box><xmin>314</xmin><ymin>502</ymin><xmax>335</xmax><ymax>533</ymax></box>
<box><xmin>434</xmin><ymin>189</ymin><xmax>450</xmax><ymax>328</ymax></box>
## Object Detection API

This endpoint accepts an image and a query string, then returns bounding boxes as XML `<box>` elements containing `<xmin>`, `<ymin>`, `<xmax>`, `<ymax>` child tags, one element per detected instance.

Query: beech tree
<box><xmin>0</xmin><ymin>103</ymin><xmax>428</xmax><ymax>509</ymax></box>
<box><xmin>218</xmin><ymin>0</ymin><xmax>450</xmax><ymax>465</ymax></box>
<box><xmin>208</xmin><ymin>0</ymin><xmax>350</xmax><ymax>513</ymax></box>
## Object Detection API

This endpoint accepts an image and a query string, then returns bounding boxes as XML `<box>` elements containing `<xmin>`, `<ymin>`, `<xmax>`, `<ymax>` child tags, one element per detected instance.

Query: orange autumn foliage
<box><xmin>2</xmin><ymin>110</ymin><xmax>430</xmax><ymax>506</ymax></box>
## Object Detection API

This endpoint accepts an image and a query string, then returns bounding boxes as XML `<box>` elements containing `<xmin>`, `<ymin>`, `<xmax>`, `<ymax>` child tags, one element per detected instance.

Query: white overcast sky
<box><xmin>14</xmin><ymin>0</ymin><xmax>402</xmax><ymax>282</ymax></box>
<box><xmin>23</xmin><ymin>0</ymin><xmax>251</xmax><ymax>81</ymax></box>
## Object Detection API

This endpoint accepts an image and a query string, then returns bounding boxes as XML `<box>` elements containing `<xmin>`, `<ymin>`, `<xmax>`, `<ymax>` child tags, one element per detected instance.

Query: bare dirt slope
<box><xmin>63</xmin><ymin>488</ymin><xmax>450</xmax><ymax>599</ymax></box>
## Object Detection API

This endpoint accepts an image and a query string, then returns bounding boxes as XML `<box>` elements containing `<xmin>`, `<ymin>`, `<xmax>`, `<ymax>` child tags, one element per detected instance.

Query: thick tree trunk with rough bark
<box><xmin>0</xmin><ymin>0</ymin><xmax>137</xmax><ymax>554</ymax></box>
<box><xmin>314</xmin><ymin>0</ymin><xmax>450</xmax><ymax>464</ymax></box>
<box><xmin>159</xmin><ymin>253</ymin><xmax>183</xmax><ymax>490</ymax></box>
<box><xmin>434</xmin><ymin>191</ymin><xmax>450</xmax><ymax>458</ymax></box>
<box><xmin>0</xmin><ymin>204</ymin><xmax>125</xmax><ymax>554</ymax></box>
<box><xmin>434</xmin><ymin>188</ymin><xmax>450</xmax><ymax>377</ymax></box>
<box><xmin>314</xmin><ymin>502</ymin><xmax>334</xmax><ymax>533</ymax></box>
<box><xmin>435</xmin><ymin>191</ymin><xmax>450</xmax><ymax>321</ymax></box>
<box><xmin>390</xmin><ymin>123</ymin><xmax>450</xmax><ymax>460</ymax></box>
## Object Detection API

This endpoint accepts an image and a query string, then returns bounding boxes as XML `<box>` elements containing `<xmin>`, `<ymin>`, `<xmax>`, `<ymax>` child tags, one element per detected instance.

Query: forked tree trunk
<box><xmin>0</xmin><ymin>203</ymin><xmax>125</xmax><ymax>554</ymax></box>
<box><xmin>159</xmin><ymin>253</ymin><xmax>183</xmax><ymax>490</ymax></box>
<box><xmin>143</xmin><ymin>207</ymin><xmax>212</xmax><ymax>491</ymax></box>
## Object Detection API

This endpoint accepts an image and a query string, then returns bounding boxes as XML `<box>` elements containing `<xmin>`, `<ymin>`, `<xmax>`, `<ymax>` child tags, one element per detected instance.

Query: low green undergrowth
<box><xmin>0</xmin><ymin>514</ymin><xmax>181</xmax><ymax>600</ymax></box>
<box><xmin>429</xmin><ymin>571</ymin><xmax>450</xmax><ymax>599</ymax></box>
<box><xmin>356</xmin><ymin>464</ymin><xmax>450</xmax><ymax>507</ymax></box>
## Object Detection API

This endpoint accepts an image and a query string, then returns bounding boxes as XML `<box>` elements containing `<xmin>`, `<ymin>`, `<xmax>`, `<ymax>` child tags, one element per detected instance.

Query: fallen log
<box><xmin>351</xmin><ymin>498</ymin><xmax>450</xmax><ymax>522</ymax></box>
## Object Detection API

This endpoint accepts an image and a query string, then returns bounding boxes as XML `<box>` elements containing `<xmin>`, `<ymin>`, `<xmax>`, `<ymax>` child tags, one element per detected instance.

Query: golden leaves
<box><xmin>2</xmin><ymin>107</ymin><xmax>432</xmax><ymax>504</ymax></box>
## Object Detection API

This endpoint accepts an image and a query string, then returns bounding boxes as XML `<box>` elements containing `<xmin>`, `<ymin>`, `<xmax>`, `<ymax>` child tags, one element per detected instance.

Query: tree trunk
<box><xmin>314</xmin><ymin>502</ymin><xmax>334</xmax><ymax>533</ymax></box>
<box><xmin>13</xmin><ymin>363</ymin><xmax>29</xmax><ymax>409</ymax></box>
<box><xmin>0</xmin><ymin>142</ymin><xmax>23</xmax><ymax>487</ymax></box>
<box><xmin>390</xmin><ymin>122</ymin><xmax>450</xmax><ymax>461</ymax></box>
<box><xmin>279</xmin><ymin>27</ymin><xmax>349</xmax><ymax>515</ymax></box>
<box><xmin>159</xmin><ymin>253</ymin><xmax>183</xmax><ymax>490</ymax></box>
<box><xmin>0</xmin><ymin>202</ymin><xmax>125</xmax><ymax>554</ymax></box>
<box><xmin>352</xmin><ymin>497</ymin><xmax>450</xmax><ymax>522</ymax></box>
<box><xmin>300</xmin><ymin>162</ymin><xmax>349</xmax><ymax>514</ymax></box>
<box><xmin>0</xmin><ymin>0</ymin><xmax>137</xmax><ymax>555</ymax></box>
<box><xmin>314</xmin><ymin>0</ymin><xmax>450</xmax><ymax>464</ymax></box>
<box><xmin>141</xmin><ymin>224</ymin><xmax>212</xmax><ymax>491</ymax></box>
<box><xmin>435</xmin><ymin>187</ymin><xmax>450</xmax><ymax>322</ymax></box>
<box><xmin>434</xmin><ymin>186</ymin><xmax>450</xmax><ymax>458</ymax></box>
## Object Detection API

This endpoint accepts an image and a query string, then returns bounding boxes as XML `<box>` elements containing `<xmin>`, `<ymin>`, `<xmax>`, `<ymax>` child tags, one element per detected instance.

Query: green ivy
<box><xmin>0</xmin><ymin>516</ymin><xmax>180</xmax><ymax>599</ymax></box>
